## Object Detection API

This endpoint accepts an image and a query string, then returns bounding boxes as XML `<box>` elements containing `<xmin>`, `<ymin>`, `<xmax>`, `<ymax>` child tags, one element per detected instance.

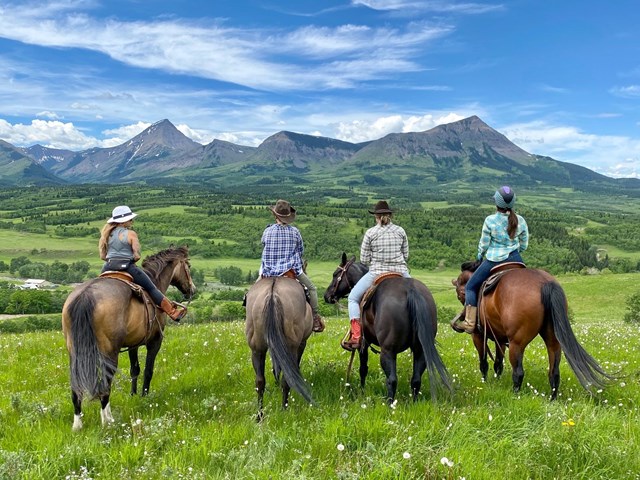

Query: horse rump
<box><xmin>66</xmin><ymin>289</ymin><xmax>117</xmax><ymax>399</ymax></box>
<box><xmin>263</xmin><ymin>284</ymin><xmax>313</xmax><ymax>404</ymax></box>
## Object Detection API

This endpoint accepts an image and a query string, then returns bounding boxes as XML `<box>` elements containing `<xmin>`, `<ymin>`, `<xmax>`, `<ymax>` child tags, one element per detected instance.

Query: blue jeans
<box><xmin>465</xmin><ymin>250</ymin><xmax>524</xmax><ymax>307</ymax></box>
<box><xmin>348</xmin><ymin>271</ymin><xmax>411</xmax><ymax>319</ymax></box>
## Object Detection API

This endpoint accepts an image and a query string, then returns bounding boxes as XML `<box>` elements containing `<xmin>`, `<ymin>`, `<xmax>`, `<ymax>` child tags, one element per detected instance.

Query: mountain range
<box><xmin>1</xmin><ymin>116</ymin><xmax>638</xmax><ymax>192</ymax></box>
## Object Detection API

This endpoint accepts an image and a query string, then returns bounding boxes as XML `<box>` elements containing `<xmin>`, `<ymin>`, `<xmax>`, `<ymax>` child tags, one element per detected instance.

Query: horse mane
<box><xmin>461</xmin><ymin>260</ymin><xmax>482</xmax><ymax>273</ymax></box>
<box><xmin>142</xmin><ymin>246</ymin><xmax>189</xmax><ymax>280</ymax></box>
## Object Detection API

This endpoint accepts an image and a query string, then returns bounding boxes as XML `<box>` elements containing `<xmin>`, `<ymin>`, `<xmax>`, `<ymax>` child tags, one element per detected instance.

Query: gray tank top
<box><xmin>106</xmin><ymin>226</ymin><xmax>134</xmax><ymax>260</ymax></box>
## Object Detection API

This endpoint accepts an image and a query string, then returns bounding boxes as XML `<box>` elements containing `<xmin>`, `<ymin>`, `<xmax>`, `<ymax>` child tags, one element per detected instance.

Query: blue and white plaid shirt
<box><xmin>260</xmin><ymin>223</ymin><xmax>304</xmax><ymax>276</ymax></box>
<box><xmin>478</xmin><ymin>212</ymin><xmax>529</xmax><ymax>262</ymax></box>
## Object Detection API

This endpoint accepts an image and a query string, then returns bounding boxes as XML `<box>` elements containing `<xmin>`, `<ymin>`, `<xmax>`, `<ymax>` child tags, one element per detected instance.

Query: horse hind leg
<box><xmin>71</xmin><ymin>390</ymin><xmax>83</xmax><ymax>431</ymax></box>
<box><xmin>508</xmin><ymin>342</ymin><xmax>526</xmax><ymax>393</ymax></box>
<box><xmin>251</xmin><ymin>349</ymin><xmax>267</xmax><ymax>422</ymax></box>
<box><xmin>358</xmin><ymin>346</ymin><xmax>369</xmax><ymax>390</ymax></box>
<box><xmin>380</xmin><ymin>350</ymin><xmax>399</xmax><ymax>404</ymax></box>
<box><xmin>410</xmin><ymin>347</ymin><xmax>427</xmax><ymax>402</ymax></box>
<box><xmin>541</xmin><ymin>328</ymin><xmax>562</xmax><ymax>400</ymax></box>
<box><xmin>100</xmin><ymin>394</ymin><xmax>114</xmax><ymax>426</ymax></box>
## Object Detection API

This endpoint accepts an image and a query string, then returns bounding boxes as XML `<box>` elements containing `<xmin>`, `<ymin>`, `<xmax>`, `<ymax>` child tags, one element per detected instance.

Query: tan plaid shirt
<box><xmin>360</xmin><ymin>223</ymin><xmax>409</xmax><ymax>275</ymax></box>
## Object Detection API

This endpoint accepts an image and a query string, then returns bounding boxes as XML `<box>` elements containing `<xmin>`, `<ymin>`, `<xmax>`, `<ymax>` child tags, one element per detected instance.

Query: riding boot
<box><xmin>450</xmin><ymin>307</ymin><xmax>467</xmax><ymax>333</ymax></box>
<box><xmin>312</xmin><ymin>313</ymin><xmax>325</xmax><ymax>333</ymax></box>
<box><xmin>341</xmin><ymin>318</ymin><xmax>361</xmax><ymax>351</ymax></box>
<box><xmin>159</xmin><ymin>297</ymin><xmax>187</xmax><ymax>322</ymax></box>
<box><xmin>461</xmin><ymin>305</ymin><xmax>477</xmax><ymax>334</ymax></box>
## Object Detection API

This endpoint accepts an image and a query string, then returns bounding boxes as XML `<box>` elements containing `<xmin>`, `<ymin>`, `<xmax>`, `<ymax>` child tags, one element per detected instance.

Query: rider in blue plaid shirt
<box><xmin>260</xmin><ymin>200</ymin><xmax>325</xmax><ymax>333</ymax></box>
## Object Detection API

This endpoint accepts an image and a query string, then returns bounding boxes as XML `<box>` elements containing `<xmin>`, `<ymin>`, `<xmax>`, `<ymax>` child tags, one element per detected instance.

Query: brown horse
<box><xmin>324</xmin><ymin>253</ymin><xmax>451</xmax><ymax>403</ymax></box>
<box><xmin>453</xmin><ymin>261</ymin><xmax>612</xmax><ymax>399</ymax></box>
<box><xmin>62</xmin><ymin>246</ymin><xmax>196</xmax><ymax>431</ymax></box>
<box><xmin>245</xmin><ymin>276</ymin><xmax>313</xmax><ymax>421</ymax></box>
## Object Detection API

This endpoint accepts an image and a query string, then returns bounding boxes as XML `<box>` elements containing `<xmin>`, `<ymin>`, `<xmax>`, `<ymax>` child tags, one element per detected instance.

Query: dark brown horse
<box><xmin>324</xmin><ymin>253</ymin><xmax>451</xmax><ymax>403</ymax></box>
<box><xmin>62</xmin><ymin>246</ymin><xmax>196</xmax><ymax>430</ymax></box>
<box><xmin>245</xmin><ymin>276</ymin><xmax>313</xmax><ymax>421</ymax></box>
<box><xmin>453</xmin><ymin>260</ymin><xmax>612</xmax><ymax>399</ymax></box>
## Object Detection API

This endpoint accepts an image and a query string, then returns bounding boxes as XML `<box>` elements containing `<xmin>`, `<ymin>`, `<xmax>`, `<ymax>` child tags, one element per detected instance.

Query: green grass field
<box><xmin>1</xmin><ymin>272</ymin><xmax>639</xmax><ymax>479</ymax></box>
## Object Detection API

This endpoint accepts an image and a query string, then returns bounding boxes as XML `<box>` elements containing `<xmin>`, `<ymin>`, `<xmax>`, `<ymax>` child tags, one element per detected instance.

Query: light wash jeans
<box><xmin>347</xmin><ymin>271</ymin><xmax>411</xmax><ymax>319</ymax></box>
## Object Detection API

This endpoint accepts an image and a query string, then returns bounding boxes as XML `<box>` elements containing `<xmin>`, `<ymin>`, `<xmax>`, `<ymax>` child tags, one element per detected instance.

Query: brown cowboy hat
<box><xmin>368</xmin><ymin>200</ymin><xmax>393</xmax><ymax>214</ymax></box>
<box><xmin>270</xmin><ymin>199</ymin><xmax>297</xmax><ymax>224</ymax></box>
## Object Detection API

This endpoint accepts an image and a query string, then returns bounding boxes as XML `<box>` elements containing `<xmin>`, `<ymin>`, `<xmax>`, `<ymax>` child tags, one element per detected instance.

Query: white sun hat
<box><xmin>108</xmin><ymin>205</ymin><xmax>138</xmax><ymax>223</ymax></box>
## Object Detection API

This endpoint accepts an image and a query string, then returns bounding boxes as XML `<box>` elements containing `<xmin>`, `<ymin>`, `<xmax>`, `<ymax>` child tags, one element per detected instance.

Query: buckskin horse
<box><xmin>62</xmin><ymin>246</ymin><xmax>196</xmax><ymax>430</ymax></box>
<box><xmin>245</xmin><ymin>276</ymin><xmax>313</xmax><ymax>421</ymax></box>
<box><xmin>324</xmin><ymin>253</ymin><xmax>451</xmax><ymax>403</ymax></box>
<box><xmin>453</xmin><ymin>260</ymin><xmax>612</xmax><ymax>399</ymax></box>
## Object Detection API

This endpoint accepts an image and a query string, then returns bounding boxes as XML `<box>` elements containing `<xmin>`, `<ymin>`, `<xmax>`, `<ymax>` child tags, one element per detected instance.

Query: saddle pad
<box><xmin>99</xmin><ymin>271</ymin><xmax>145</xmax><ymax>297</ymax></box>
<box><xmin>360</xmin><ymin>272</ymin><xmax>404</xmax><ymax>312</ymax></box>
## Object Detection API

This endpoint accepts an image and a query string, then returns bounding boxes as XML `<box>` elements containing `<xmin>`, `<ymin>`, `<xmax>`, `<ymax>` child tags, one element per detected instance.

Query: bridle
<box><xmin>327</xmin><ymin>258</ymin><xmax>355</xmax><ymax>300</ymax></box>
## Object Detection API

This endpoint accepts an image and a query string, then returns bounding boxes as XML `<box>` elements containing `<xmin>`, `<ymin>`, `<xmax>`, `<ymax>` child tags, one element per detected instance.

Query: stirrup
<box><xmin>340</xmin><ymin>329</ymin><xmax>360</xmax><ymax>351</ymax></box>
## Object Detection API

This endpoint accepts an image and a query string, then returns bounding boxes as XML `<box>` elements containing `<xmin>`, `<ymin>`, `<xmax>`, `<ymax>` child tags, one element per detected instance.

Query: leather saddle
<box><xmin>481</xmin><ymin>262</ymin><xmax>526</xmax><ymax>296</ymax></box>
<box><xmin>360</xmin><ymin>272</ymin><xmax>404</xmax><ymax>313</ymax></box>
<box><xmin>100</xmin><ymin>270</ymin><xmax>145</xmax><ymax>298</ymax></box>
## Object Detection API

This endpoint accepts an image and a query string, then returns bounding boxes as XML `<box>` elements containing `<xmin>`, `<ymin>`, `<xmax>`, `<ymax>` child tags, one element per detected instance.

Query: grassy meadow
<box><xmin>1</xmin><ymin>270</ymin><xmax>640</xmax><ymax>480</ymax></box>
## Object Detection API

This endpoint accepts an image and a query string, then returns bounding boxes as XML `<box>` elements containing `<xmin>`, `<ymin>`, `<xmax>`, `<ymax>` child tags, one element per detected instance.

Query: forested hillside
<box><xmin>0</xmin><ymin>184</ymin><xmax>639</xmax><ymax>279</ymax></box>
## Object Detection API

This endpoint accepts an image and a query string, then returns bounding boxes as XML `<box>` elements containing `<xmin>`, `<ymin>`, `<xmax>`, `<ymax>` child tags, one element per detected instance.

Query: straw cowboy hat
<box><xmin>108</xmin><ymin>205</ymin><xmax>137</xmax><ymax>223</ymax></box>
<box><xmin>270</xmin><ymin>199</ymin><xmax>297</xmax><ymax>224</ymax></box>
<box><xmin>368</xmin><ymin>200</ymin><xmax>394</xmax><ymax>214</ymax></box>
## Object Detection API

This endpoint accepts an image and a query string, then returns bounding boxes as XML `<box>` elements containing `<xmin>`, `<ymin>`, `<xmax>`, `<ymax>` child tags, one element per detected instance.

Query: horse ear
<box><xmin>341</xmin><ymin>252</ymin><xmax>347</xmax><ymax>265</ymax></box>
<box><xmin>451</xmin><ymin>279</ymin><xmax>457</xmax><ymax>286</ymax></box>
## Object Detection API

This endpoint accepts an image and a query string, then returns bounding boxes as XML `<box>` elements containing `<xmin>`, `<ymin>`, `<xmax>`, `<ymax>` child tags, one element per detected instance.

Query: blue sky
<box><xmin>0</xmin><ymin>0</ymin><xmax>638</xmax><ymax>178</ymax></box>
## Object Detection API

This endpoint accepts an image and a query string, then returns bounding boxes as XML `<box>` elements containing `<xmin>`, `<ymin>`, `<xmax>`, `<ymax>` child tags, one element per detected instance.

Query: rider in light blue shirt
<box><xmin>451</xmin><ymin>186</ymin><xmax>529</xmax><ymax>334</ymax></box>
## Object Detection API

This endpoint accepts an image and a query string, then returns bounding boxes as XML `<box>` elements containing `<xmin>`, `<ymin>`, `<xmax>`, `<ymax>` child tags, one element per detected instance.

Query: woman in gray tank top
<box><xmin>98</xmin><ymin>205</ymin><xmax>187</xmax><ymax>321</ymax></box>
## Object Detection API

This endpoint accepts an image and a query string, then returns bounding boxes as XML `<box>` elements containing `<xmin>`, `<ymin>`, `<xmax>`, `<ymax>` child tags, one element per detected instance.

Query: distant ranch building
<box><xmin>20</xmin><ymin>279</ymin><xmax>50</xmax><ymax>290</ymax></box>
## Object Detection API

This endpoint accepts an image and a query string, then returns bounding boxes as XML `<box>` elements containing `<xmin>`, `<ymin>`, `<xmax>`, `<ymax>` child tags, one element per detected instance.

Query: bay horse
<box><xmin>62</xmin><ymin>246</ymin><xmax>196</xmax><ymax>431</ymax></box>
<box><xmin>245</xmin><ymin>276</ymin><xmax>313</xmax><ymax>421</ymax></box>
<box><xmin>453</xmin><ymin>260</ymin><xmax>612</xmax><ymax>399</ymax></box>
<box><xmin>324</xmin><ymin>253</ymin><xmax>451</xmax><ymax>403</ymax></box>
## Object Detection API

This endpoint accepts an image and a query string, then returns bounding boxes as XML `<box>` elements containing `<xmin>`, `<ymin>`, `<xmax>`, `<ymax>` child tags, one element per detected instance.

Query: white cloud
<box><xmin>0</xmin><ymin>118</ymin><xmax>98</xmax><ymax>150</ymax></box>
<box><xmin>332</xmin><ymin>112</ymin><xmax>465</xmax><ymax>143</ymax></box>
<box><xmin>0</xmin><ymin>2</ymin><xmax>454</xmax><ymax>91</ymax></box>
<box><xmin>36</xmin><ymin>111</ymin><xmax>61</xmax><ymax>119</ymax></box>
<box><xmin>352</xmin><ymin>0</ymin><xmax>503</xmax><ymax>14</ymax></box>
<box><xmin>610</xmin><ymin>85</ymin><xmax>640</xmax><ymax>98</ymax></box>
<box><xmin>501</xmin><ymin>120</ymin><xmax>640</xmax><ymax>178</ymax></box>
<box><xmin>100</xmin><ymin>122</ymin><xmax>150</xmax><ymax>147</ymax></box>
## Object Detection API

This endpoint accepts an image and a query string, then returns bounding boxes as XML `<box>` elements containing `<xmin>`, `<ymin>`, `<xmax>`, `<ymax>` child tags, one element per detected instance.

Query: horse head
<box><xmin>323</xmin><ymin>252</ymin><xmax>361</xmax><ymax>304</ymax></box>
<box><xmin>452</xmin><ymin>260</ymin><xmax>481</xmax><ymax>305</ymax></box>
<box><xmin>142</xmin><ymin>246</ymin><xmax>196</xmax><ymax>300</ymax></box>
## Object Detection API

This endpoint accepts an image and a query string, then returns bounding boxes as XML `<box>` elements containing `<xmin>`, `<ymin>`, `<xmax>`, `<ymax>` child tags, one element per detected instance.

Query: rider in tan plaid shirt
<box><xmin>341</xmin><ymin>200</ymin><xmax>410</xmax><ymax>351</ymax></box>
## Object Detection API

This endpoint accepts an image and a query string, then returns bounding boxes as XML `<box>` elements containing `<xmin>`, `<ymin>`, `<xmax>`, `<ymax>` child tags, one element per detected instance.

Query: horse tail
<box><xmin>263</xmin><ymin>280</ymin><xmax>313</xmax><ymax>404</ymax></box>
<box><xmin>67</xmin><ymin>288</ymin><xmax>117</xmax><ymax>400</ymax></box>
<box><xmin>542</xmin><ymin>281</ymin><xmax>612</xmax><ymax>391</ymax></box>
<box><xmin>407</xmin><ymin>284</ymin><xmax>452</xmax><ymax>398</ymax></box>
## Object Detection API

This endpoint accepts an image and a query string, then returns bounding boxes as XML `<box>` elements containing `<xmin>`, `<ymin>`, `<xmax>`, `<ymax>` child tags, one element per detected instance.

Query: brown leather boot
<box><xmin>461</xmin><ymin>305</ymin><xmax>477</xmax><ymax>333</ymax></box>
<box><xmin>159</xmin><ymin>297</ymin><xmax>187</xmax><ymax>322</ymax></box>
<box><xmin>341</xmin><ymin>318</ymin><xmax>362</xmax><ymax>351</ymax></box>
<box><xmin>312</xmin><ymin>313</ymin><xmax>325</xmax><ymax>333</ymax></box>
